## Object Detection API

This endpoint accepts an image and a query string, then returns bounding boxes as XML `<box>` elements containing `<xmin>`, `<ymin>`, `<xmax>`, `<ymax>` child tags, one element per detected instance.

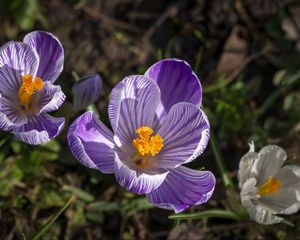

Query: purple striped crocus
<box><xmin>0</xmin><ymin>31</ymin><xmax>65</xmax><ymax>145</ymax></box>
<box><xmin>72</xmin><ymin>73</ymin><xmax>103</xmax><ymax>112</ymax></box>
<box><xmin>68</xmin><ymin>59</ymin><xmax>215</xmax><ymax>213</ymax></box>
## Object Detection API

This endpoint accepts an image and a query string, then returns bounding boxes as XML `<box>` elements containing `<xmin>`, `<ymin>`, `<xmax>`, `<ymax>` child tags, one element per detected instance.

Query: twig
<box><xmin>83</xmin><ymin>6</ymin><xmax>142</xmax><ymax>33</ymax></box>
<box><xmin>226</xmin><ymin>48</ymin><xmax>267</xmax><ymax>83</ymax></box>
<box><xmin>143</xmin><ymin>3</ymin><xmax>179</xmax><ymax>40</ymax></box>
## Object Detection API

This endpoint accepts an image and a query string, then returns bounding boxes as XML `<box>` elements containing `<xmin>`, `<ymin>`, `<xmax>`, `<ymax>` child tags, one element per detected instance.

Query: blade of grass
<box><xmin>32</xmin><ymin>195</ymin><xmax>75</xmax><ymax>240</ymax></box>
<box><xmin>169</xmin><ymin>209</ymin><xmax>239</xmax><ymax>221</ymax></box>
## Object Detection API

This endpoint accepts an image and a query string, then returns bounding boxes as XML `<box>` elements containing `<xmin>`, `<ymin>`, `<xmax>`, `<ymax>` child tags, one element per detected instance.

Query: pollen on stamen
<box><xmin>258</xmin><ymin>176</ymin><xmax>281</xmax><ymax>196</ymax></box>
<box><xmin>136</xmin><ymin>126</ymin><xmax>153</xmax><ymax>139</ymax></box>
<box><xmin>18</xmin><ymin>74</ymin><xmax>44</xmax><ymax>110</ymax></box>
<box><xmin>34</xmin><ymin>77</ymin><xmax>44</xmax><ymax>90</ymax></box>
<box><xmin>132</xmin><ymin>126</ymin><xmax>164</xmax><ymax>167</ymax></box>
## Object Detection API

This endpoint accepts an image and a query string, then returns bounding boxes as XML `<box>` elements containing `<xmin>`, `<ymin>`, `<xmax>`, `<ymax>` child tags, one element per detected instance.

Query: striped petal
<box><xmin>114</xmin><ymin>152</ymin><xmax>168</xmax><ymax>194</ymax></box>
<box><xmin>72</xmin><ymin>73</ymin><xmax>103</xmax><ymax>112</ymax></box>
<box><xmin>0</xmin><ymin>41</ymin><xmax>39</xmax><ymax>130</ymax></box>
<box><xmin>155</xmin><ymin>103</ymin><xmax>210</xmax><ymax>169</ymax></box>
<box><xmin>23</xmin><ymin>31</ymin><xmax>64</xmax><ymax>83</ymax></box>
<box><xmin>0</xmin><ymin>41</ymin><xmax>39</xmax><ymax>95</ymax></box>
<box><xmin>12</xmin><ymin>114</ymin><xmax>64</xmax><ymax>145</ymax></box>
<box><xmin>145</xmin><ymin>59</ymin><xmax>202</xmax><ymax>116</ymax></box>
<box><xmin>68</xmin><ymin>112</ymin><xmax>115</xmax><ymax>173</ymax></box>
<box><xmin>36</xmin><ymin>82</ymin><xmax>66</xmax><ymax>113</ymax></box>
<box><xmin>0</xmin><ymin>94</ymin><xmax>27</xmax><ymax>130</ymax></box>
<box><xmin>147</xmin><ymin>166</ymin><xmax>215</xmax><ymax>213</ymax></box>
<box><xmin>108</xmin><ymin>75</ymin><xmax>160</xmax><ymax>146</ymax></box>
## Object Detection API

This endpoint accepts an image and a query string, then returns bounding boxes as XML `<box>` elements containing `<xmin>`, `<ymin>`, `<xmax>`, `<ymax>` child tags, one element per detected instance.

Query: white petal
<box><xmin>240</xmin><ymin>178</ymin><xmax>283</xmax><ymax>225</ymax></box>
<box><xmin>258</xmin><ymin>166</ymin><xmax>300</xmax><ymax>215</ymax></box>
<box><xmin>251</xmin><ymin>145</ymin><xmax>286</xmax><ymax>184</ymax></box>
<box><xmin>238</xmin><ymin>151</ymin><xmax>258</xmax><ymax>189</ymax></box>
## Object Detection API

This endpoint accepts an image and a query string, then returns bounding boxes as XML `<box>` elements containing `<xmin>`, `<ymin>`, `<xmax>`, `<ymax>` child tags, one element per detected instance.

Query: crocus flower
<box><xmin>0</xmin><ymin>31</ymin><xmax>65</xmax><ymax>144</ymax></box>
<box><xmin>72</xmin><ymin>73</ymin><xmax>103</xmax><ymax>112</ymax></box>
<box><xmin>68</xmin><ymin>59</ymin><xmax>215</xmax><ymax>212</ymax></box>
<box><xmin>238</xmin><ymin>143</ymin><xmax>300</xmax><ymax>224</ymax></box>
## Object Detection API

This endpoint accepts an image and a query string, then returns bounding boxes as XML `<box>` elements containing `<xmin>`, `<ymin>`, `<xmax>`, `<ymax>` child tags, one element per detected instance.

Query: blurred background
<box><xmin>0</xmin><ymin>0</ymin><xmax>300</xmax><ymax>239</ymax></box>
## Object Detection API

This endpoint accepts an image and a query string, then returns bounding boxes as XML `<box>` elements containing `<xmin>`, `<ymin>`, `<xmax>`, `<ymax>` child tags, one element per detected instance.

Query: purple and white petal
<box><xmin>0</xmin><ymin>41</ymin><xmax>39</xmax><ymax>131</ymax></box>
<box><xmin>23</xmin><ymin>31</ymin><xmax>64</xmax><ymax>83</ymax></box>
<box><xmin>0</xmin><ymin>41</ymin><xmax>39</xmax><ymax>95</ymax></box>
<box><xmin>155</xmin><ymin>103</ymin><xmax>210</xmax><ymax>169</ymax></box>
<box><xmin>68</xmin><ymin>112</ymin><xmax>115</xmax><ymax>173</ymax></box>
<box><xmin>0</xmin><ymin>94</ymin><xmax>27</xmax><ymax>130</ymax></box>
<box><xmin>114</xmin><ymin>153</ymin><xmax>168</xmax><ymax>194</ymax></box>
<box><xmin>12</xmin><ymin>114</ymin><xmax>64</xmax><ymax>145</ymax></box>
<box><xmin>147</xmin><ymin>166</ymin><xmax>215</xmax><ymax>213</ymax></box>
<box><xmin>72</xmin><ymin>73</ymin><xmax>103</xmax><ymax>112</ymax></box>
<box><xmin>35</xmin><ymin>81</ymin><xmax>66</xmax><ymax>113</ymax></box>
<box><xmin>145</xmin><ymin>59</ymin><xmax>202</xmax><ymax>115</ymax></box>
<box><xmin>186</xmin><ymin>110</ymin><xmax>210</xmax><ymax>163</ymax></box>
<box><xmin>251</xmin><ymin>145</ymin><xmax>287</xmax><ymax>185</ymax></box>
<box><xmin>108</xmin><ymin>75</ymin><xmax>161</xmax><ymax>146</ymax></box>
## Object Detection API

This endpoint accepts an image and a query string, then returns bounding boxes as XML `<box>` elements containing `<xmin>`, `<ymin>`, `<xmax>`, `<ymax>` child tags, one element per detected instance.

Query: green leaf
<box><xmin>13</xmin><ymin>0</ymin><xmax>46</xmax><ymax>30</ymax></box>
<box><xmin>11</xmin><ymin>140</ymin><xmax>21</xmax><ymax>153</ymax></box>
<box><xmin>280</xmin><ymin>70</ymin><xmax>300</xmax><ymax>87</ymax></box>
<box><xmin>169</xmin><ymin>209</ymin><xmax>240</xmax><ymax>221</ymax></box>
<box><xmin>62</xmin><ymin>185</ymin><xmax>95</xmax><ymax>202</ymax></box>
<box><xmin>282</xmin><ymin>219</ymin><xmax>295</xmax><ymax>227</ymax></box>
<box><xmin>39</xmin><ymin>189</ymin><xmax>66</xmax><ymax>208</ymax></box>
<box><xmin>0</xmin><ymin>160</ymin><xmax>23</xmax><ymax>196</ymax></box>
<box><xmin>87</xmin><ymin>201</ymin><xmax>119</xmax><ymax>212</ymax></box>
<box><xmin>121</xmin><ymin>197</ymin><xmax>153</xmax><ymax>218</ymax></box>
<box><xmin>86</xmin><ymin>201</ymin><xmax>119</xmax><ymax>223</ymax></box>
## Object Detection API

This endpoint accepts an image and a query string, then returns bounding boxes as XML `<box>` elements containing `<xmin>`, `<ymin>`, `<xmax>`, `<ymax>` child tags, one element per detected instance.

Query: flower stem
<box><xmin>210</xmin><ymin>131</ymin><xmax>234</xmax><ymax>189</ymax></box>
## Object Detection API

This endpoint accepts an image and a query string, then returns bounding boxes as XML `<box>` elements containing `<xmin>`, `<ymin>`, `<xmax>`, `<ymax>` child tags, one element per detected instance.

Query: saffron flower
<box><xmin>238</xmin><ymin>143</ymin><xmax>300</xmax><ymax>224</ymax></box>
<box><xmin>68</xmin><ymin>59</ymin><xmax>215</xmax><ymax>212</ymax></box>
<box><xmin>72</xmin><ymin>73</ymin><xmax>103</xmax><ymax>112</ymax></box>
<box><xmin>0</xmin><ymin>31</ymin><xmax>65</xmax><ymax>144</ymax></box>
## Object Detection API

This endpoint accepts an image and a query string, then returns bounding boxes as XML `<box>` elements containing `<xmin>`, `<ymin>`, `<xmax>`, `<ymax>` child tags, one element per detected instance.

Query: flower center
<box><xmin>257</xmin><ymin>176</ymin><xmax>281</xmax><ymax>196</ymax></box>
<box><xmin>132</xmin><ymin>126</ymin><xmax>164</xmax><ymax>168</ymax></box>
<box><xmin>18</xmin><ymin>74</ymin><xmax>44</xmax><ymax>111</ymax></box>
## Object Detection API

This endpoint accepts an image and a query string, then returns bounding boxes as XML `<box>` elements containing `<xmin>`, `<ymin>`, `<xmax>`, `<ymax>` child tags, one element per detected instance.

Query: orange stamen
<box><xmin>258</xmin><ymin>176</ymin><xmax>281</xmax><ymax>196</ymax></box>
<box><xmin>18</xmin><ymin>74</ymin><xmax>44</xmax><ymax>110</ymax></box>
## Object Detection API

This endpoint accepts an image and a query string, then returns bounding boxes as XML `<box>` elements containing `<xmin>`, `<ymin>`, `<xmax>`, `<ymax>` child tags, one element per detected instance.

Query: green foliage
<box><xmin>0</xmin><ymin>157</ymin><xmax>23</xmax><ymax>196</ymax></box>
<box><xmin>0</xmin><ymin>0</ymin><xmax>47</xmax><ymax>33</ymax></box>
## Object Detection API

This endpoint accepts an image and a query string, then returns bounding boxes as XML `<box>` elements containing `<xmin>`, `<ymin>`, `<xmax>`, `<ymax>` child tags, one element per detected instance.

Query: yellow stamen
<box><xmin>132</xmin><ymin>126</ymin><xmax>164</xmax><ymax>168</ymax></box>
<box><xmin>18</xmin><ymin>74</ymin><xmax>44</xmax><ymax>110</ymax></box>
<box><xmin>258</xmin><ymin>176</ymin><xmax>281</xmax><ymax>196</ymax></box>
<box><xmin>136</xmin><ymin>126</ymin><xmax>153</xmax><ymax>140</ymax></box>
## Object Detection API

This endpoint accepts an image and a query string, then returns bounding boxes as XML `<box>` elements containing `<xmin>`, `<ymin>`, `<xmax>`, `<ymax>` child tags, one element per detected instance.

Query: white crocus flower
<box><xmin>238</xmin><ymin>142</ymin><xmax>300</xmax><ymax>224</ymax></box>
